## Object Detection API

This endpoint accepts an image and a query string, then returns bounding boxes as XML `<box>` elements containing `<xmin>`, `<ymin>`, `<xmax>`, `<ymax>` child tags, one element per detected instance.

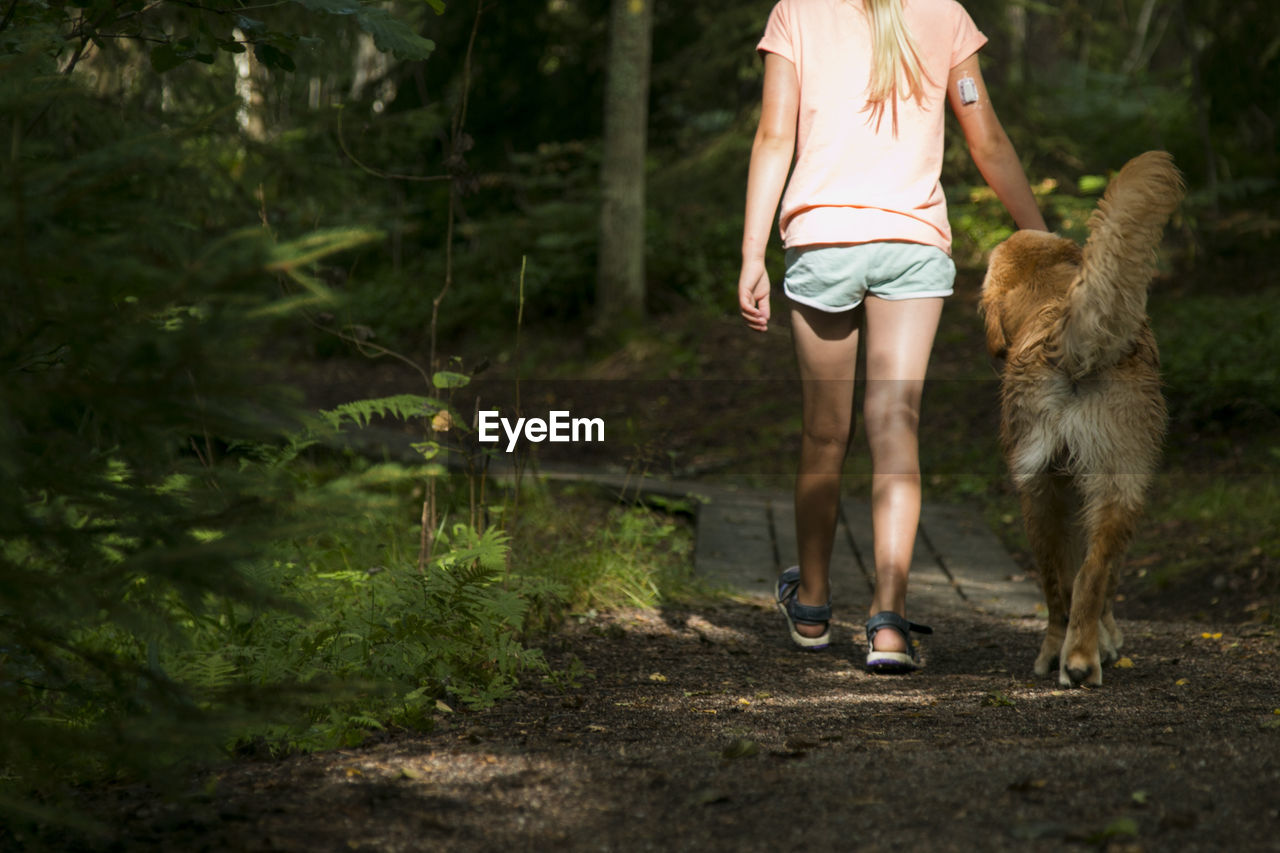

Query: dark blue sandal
<box><xmin>865</xmin><ymin>611</ymin><xmax>932</xmax><ymax>672</ymax></box>
<box><xmin>775</xmin><ymin>566</ymin><xmax>831</xmax><ymax>650</ymax></box>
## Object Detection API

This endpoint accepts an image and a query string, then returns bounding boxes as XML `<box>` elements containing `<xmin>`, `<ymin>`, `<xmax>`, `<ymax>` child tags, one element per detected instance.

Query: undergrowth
<box><xmin>508</xmin><ymin>482</ymin><xmax>700</xmax><ymax>622</ymax></box>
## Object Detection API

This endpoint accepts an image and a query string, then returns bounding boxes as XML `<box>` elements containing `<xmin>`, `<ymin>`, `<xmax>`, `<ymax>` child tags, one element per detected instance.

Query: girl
<box><xmin>739</xmin><ymin>0</ymin><xmax>1047</xmax><ymax>671</ymax></box>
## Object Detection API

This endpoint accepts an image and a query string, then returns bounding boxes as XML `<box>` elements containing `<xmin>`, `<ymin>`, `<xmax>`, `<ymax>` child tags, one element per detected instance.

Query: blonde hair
<box><xmin>862</xmin><ymin>0</ymin><xmax>928</xmax><ymax>134</ymax></box>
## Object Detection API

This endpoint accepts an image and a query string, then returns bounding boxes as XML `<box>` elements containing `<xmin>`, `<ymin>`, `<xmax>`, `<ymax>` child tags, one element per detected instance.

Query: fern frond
<box><xmin>319</xmin><ymin>395</ymin><xmax>441</xmax><ymax>430</ymax></box>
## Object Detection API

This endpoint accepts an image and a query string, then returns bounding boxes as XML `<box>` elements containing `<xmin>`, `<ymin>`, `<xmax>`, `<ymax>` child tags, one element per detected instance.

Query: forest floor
<box><xmin>80</xmin><ymin>600</ymin><xmax>1280</xmax><ymax>853</ymax></box>
<box><xmin>62</xmin><ymin>272</ymin><xmax>1280</xmax><ymax>852</ymax></box>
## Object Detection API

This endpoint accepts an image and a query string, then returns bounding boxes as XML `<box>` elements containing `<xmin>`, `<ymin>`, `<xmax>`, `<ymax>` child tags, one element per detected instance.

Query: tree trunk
<box><xmin>233</xmin><ymin>28</ymin><xmax>268</xmax><ymax>141</ymax></box>
<box><xmin>1006</xmin><ymin>1</ymin><xmax>1026</xmax><ymax>87</ymax></box>
<box><xmin>596</xmin><ymin>0</ymin><xmax>653</xmax><ymax>331</ymax></box>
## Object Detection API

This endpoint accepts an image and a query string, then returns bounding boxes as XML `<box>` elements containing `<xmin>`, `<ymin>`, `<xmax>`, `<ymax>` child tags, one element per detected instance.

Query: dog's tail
<box><xmin>1053</xmin><ymin>151</ymin><xmax>1184</xmax><ymax>378</ymax></box>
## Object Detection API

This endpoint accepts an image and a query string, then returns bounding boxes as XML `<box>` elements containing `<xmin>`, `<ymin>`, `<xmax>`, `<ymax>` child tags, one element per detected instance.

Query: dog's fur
<box><xmin>980</xmin><ymin>151</ymin><xmax>1184</xmax><ymax>687</ymax></box>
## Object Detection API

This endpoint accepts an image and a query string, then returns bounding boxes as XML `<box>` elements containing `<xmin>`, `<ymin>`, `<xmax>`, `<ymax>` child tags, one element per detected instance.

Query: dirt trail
<box><xmin>83</xmin><ymin>593</ymin><xmax>1279</xmax><ymax>852</ymax></box>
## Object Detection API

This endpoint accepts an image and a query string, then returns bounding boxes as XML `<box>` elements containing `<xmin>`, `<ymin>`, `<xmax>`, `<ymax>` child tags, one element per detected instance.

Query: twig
<box><xmin>420</xmin><ymin>0</ymin><xmax>484</xmax><ymax>570</ymax></box>
<box><xmin>62</xmin><ymin>35</ymin><xmax>91</xmax><ymax>75</ymax></box>
<box><xmin>307</xmin><ymin>318</ymin><xmax>433</xmax><ymax>392</ymax></box>
<box><xmin>0</xmin><ymin>0</ymin><xmax>21</xmax><ymax>34</ymax></box>
<box><xmin>451</xmin><ymin>0</ymin><xmax>484</xmax><ymax>141</ymax></box>
<box><xmin>335</xmin><ymin>105</ymin><xmax>451</xmax><ymax>183</ymax></box>
<box><xmin>509</xmin><ymin>255</ymin><xmax>527</xmax><ymax>526</ymax></box>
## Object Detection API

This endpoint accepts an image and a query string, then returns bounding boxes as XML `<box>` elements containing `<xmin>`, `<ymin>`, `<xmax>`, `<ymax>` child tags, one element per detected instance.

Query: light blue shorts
<box><xmin>783</xmin><ymin>242</ymin><xmax>956</xmax><ymax>312</ymax></box>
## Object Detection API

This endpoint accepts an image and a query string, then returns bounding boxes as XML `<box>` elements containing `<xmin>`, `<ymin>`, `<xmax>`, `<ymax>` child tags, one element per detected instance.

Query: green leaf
<box><xmin>721</xmin><ymin>738</ymin><xmax>758</xmax><ymax>760</ymax></box>
<box><xmin>267</xmin><ymin>227</ymin><xmax>383</xmax><ymax>271</ymax></box>
<box><xmin>425</xmin><ymin>0</ymin><xmax>446</xmax><ymax>14</ymax></box>
<box><xmin>1090</xmin><ymin>817</ymin><xmax>1139</xmax><ymax>842</ymax></box>
<box><xmin>291</xmin><ymin>0</ymin><xmax>362</xmax><ymax>15</ymax></box>
<box><xmin>289</xmin><ymin>0</ymin><xmax>435</xmax><ymax>60</ymax></box>
<box><xmin>254</xmin><ymin>43</ymin><xmax>296</xmax><ymax>72</ymax></box>
<box><xmin>411</xmin><ymin>441</ymin><xmax>441</xmax><ymax>460</ymax></box>
<box><xmin>1078</xmin><ymin>174</ymin><xmax>1109</xmax><ymax>195</ymax></box>
<box><xmin>235</xmin><ymin>15</ymin><xmax>267</xmax><ymax>33</ymax></box>
<box><xmin>355</xmin><ymin>6</ymin><xmax>435</xmax><ymax>60</ymax></box>
<box><xmin>431</xmin><ymin>371</ymin><xmax>469</xmax><ymax>390</ymax></box>
<box><xmin>150</xmin><ymin>43</ymin><xmax>185</xmax><ymax>73</ymax></box>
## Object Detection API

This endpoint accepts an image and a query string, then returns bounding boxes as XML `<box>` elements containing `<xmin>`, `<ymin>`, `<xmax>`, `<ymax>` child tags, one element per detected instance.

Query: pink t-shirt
<box><xmin>757</xmin><ymin>0</ymin><xmax>987</xmax><ymax>252</ymax></box>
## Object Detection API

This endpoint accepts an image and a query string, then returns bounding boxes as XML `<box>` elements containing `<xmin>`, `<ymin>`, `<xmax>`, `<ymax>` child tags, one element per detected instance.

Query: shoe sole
<box><xmin>866</xmin><ymin>650</ymin><xmax>918</xmax><ymax>672</ymax></box>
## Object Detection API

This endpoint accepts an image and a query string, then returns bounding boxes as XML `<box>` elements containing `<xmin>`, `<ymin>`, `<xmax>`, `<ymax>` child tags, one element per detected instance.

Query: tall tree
<box><xmin>596</xmin><ymin>0</ymin><xmax>654</xmax><ymax>331</ymax></box>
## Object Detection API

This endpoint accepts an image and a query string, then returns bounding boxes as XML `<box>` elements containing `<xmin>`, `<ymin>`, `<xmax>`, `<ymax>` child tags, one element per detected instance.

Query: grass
<box><xmin>505</xmin><ymin>480</ymin><xmax>701</xmax><ymax>621</ymax></box>
<box><xmin>1128</xmin><ymin>470</ymin><xmax>1279</xmax><ymax>597</ymax></box>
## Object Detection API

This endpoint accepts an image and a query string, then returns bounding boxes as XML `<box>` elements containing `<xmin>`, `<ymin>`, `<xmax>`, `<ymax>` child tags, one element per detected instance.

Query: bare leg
<box><xmin>861</xmin><ymin>296</ymin><xmax>943</xmax><ymax>653</ymax></box>
<box><xmin>789</xmin><ymin>303</ymin><xmax>860</xmax><ymax>637</ymax></box>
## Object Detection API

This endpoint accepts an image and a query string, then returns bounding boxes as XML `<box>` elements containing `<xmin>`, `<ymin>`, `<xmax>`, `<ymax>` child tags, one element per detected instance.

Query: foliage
<box><xmin>2</xmin><ymin>0</ymin><xmax>439</xmax><ymax>76</ymax></box>
<box><xmin>509</xmin><ymin>486</ymin><xmax>698</xmax><ymax>617</ymax></box>
<box><xmin>1152</xmin><ymin>287</ymin><xmax>1280</xmax><ymax>426</ymax></box>
<box><xmin>0</xmin><ymin>59</ymin><xmax>326</xmax><ymax>802</ymax></box>
<box><xmin>0</xmin><ymin>18</ymin><xmax>553</xmax><ymax>837</ymax></box>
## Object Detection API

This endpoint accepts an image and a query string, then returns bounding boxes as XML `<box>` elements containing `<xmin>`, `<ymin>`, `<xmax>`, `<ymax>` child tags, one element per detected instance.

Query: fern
<box><xmin>318</xmin><ymin>394</ymin><xmax>441</xmax><ymax>430</ymax></box>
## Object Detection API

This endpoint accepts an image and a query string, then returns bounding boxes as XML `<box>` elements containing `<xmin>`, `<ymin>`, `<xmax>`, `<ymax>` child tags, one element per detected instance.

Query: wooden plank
<box><xmin>769</xmin><ymin>496</ymin><xmax>871</xmax><ymax>602</ymax></box>
<box><xmin>693</xmin><ymin>496</ymin><xmax>777</xmax><ymax>594</ymax></box>
<box><xmin>920</xmin><ymin>503</ymin><xmax>1044</xmax><ymax>619</ymax></box>
<box><xmin>840</xmin><ymin>500</ymin><xmax>959</xmax><ymax>620</ymax></box>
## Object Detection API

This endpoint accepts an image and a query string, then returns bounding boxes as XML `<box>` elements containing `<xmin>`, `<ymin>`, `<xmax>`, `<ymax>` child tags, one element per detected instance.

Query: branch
<box><xmin>451</xmin><ymin>0</ymin><xmax>485</xmax><ymax>140</ymax></box>
<box><xmin>161</xmin><ymin>0</ymin><xmax>233</xmax><ymax>15</ymax></box>
<box><xmin>89</xmin><ymin>32</ymin><xmax>171</xmax><ymax>43</ymax></box>
<box><xmin>335</xmin><ymin>105</ymin><xmax>451</xmax><ymax>183</ymax></box>
<box><xmin>307</xmin><ymin>318</ymin><xmax>433</xmax><ymax>392</ymax></box>
<box><xmin>61</xmin><ymin>35</ymin><xmax>91</xmax><ymax>75</ymax></box>
<box><xmin>0</xmin><ymin>0</ymin><xmax>20</xmax><ymax>34</ymax></box>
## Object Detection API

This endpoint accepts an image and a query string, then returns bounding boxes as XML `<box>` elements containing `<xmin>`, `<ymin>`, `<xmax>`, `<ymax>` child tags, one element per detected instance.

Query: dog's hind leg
<box><xmin>1061</xmin><ymin>481</ymin><xmax>1142</xmax><ymax>687</ymax></box>
<box><xmin>1020</xmin><ymin>472</ymin><xmax>1075</xmax><ymax>677</ymax></box>
<box><xmin>1100</xmin><ymin>568</ymin><xmax>1123</xmax><ymax>662</ymax></box>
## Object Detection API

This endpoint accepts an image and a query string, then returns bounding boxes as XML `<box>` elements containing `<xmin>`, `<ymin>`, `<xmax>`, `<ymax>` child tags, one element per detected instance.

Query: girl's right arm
<box><xmin>947</xmin><ymin>53</ymin><xmax>1048</xmax><ymax>232</ymax></box>
<box><xmin>739</xmin><ymin>52</ymin><xmax>799</xmax><ymax>333</ymax></box>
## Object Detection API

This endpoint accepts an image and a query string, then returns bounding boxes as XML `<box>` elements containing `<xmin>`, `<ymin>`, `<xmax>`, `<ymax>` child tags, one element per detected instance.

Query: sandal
<box><xmin>775</xmin><ymin>566</ymin><xmax>831</xmax><ymax>650</ymax></box>
<box><xmin>865</xmin><ymin>611</ymin><xmax>932</xmax><ymax>672</ymax></box>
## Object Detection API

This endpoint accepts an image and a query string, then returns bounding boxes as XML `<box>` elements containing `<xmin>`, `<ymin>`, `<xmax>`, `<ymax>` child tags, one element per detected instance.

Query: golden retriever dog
<box><xmin>980</xmin><ymin>151</ymin><xmax>1184</xmax><ymax>687</ymax></box>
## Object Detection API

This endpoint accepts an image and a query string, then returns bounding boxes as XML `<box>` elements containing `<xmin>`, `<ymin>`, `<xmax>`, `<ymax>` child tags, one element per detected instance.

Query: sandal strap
<box><xmin>865</xmin><ymin>610</ymin><xmax>933</xmax><ymax>644</ymax></box>
<box><xmin>788</xmin><ymin>598</ymin><xmax>832</xmax><ymax>624</ymax></box>
<box><xmin>777</xmin><ymin>566</ymin><xmax>831</xmax><ymax>625</ymax></box>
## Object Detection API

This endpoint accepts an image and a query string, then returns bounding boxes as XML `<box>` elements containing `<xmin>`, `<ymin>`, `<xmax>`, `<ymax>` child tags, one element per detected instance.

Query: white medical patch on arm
<box><xmin>957</xmin><ymin>73</ymin><xmax>979</xmax><ymax>106</ymax></box>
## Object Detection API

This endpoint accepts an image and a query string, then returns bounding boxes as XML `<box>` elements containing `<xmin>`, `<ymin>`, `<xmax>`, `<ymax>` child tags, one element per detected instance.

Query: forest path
<box><xmin>689</xmin><ymin>481</ymin><xmax>1041</xmax><ymax>621</ymax></box>
<box><xmin>86</xmin><ymin>469</ymin><xmax>1280</xmax><ymax>853</ymax></box>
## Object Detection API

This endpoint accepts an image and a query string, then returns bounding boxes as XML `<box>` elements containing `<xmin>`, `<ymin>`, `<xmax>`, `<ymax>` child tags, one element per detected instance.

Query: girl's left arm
<box><xmin>739</xmin><ymin>51</ymin><xmax>799</xmax><ymax>333</ymax></box>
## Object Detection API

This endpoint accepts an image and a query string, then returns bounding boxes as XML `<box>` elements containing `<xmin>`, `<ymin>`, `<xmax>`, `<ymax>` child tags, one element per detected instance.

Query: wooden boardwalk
<box><xmin>327</xmin><ymin>424</ymin><xmax>1039</xmax><ymax>624</ymax></box>
<box><xmin>691</xmin><ymin>485</ymin><xmax>1044</xmax><ymax>623</ymax></box>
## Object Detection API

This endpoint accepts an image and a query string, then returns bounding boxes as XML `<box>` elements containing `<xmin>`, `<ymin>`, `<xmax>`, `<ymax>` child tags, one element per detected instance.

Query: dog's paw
<box><xmin>1034</xmin><ymin>636</ymin><xmax>1061</xmax><ymax>677</ymax></box>
<box><xmin>1035</xmin><ymin>652</ymin><xmax>1058</xmax><ymax>677</ymax></box>
<box><xmin>1060</xmin><ymin>625</ymin><xmax>1104</xmax><ymax>687</ymax></box>
<box><xmin>1060</xmin><ymin>659</ymin><xmax>1102</xmax><ymax>687</ymax></box>
<box><xmin>1035</xmin><ymin>623</ymin><xmax>1067</xmax><ymax>678</ymax></box>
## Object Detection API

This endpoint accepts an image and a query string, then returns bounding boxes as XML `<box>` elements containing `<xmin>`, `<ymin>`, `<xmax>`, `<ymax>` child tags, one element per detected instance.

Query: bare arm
<box><xmin>948</xmin><ymin>52</ymin><xmax>1047</xmax><ymax>232</ymax></box>
<box><xmin>739</xmin><ymin>52</ymin><xmax>799</xmax><ymax>332</ymax></box>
